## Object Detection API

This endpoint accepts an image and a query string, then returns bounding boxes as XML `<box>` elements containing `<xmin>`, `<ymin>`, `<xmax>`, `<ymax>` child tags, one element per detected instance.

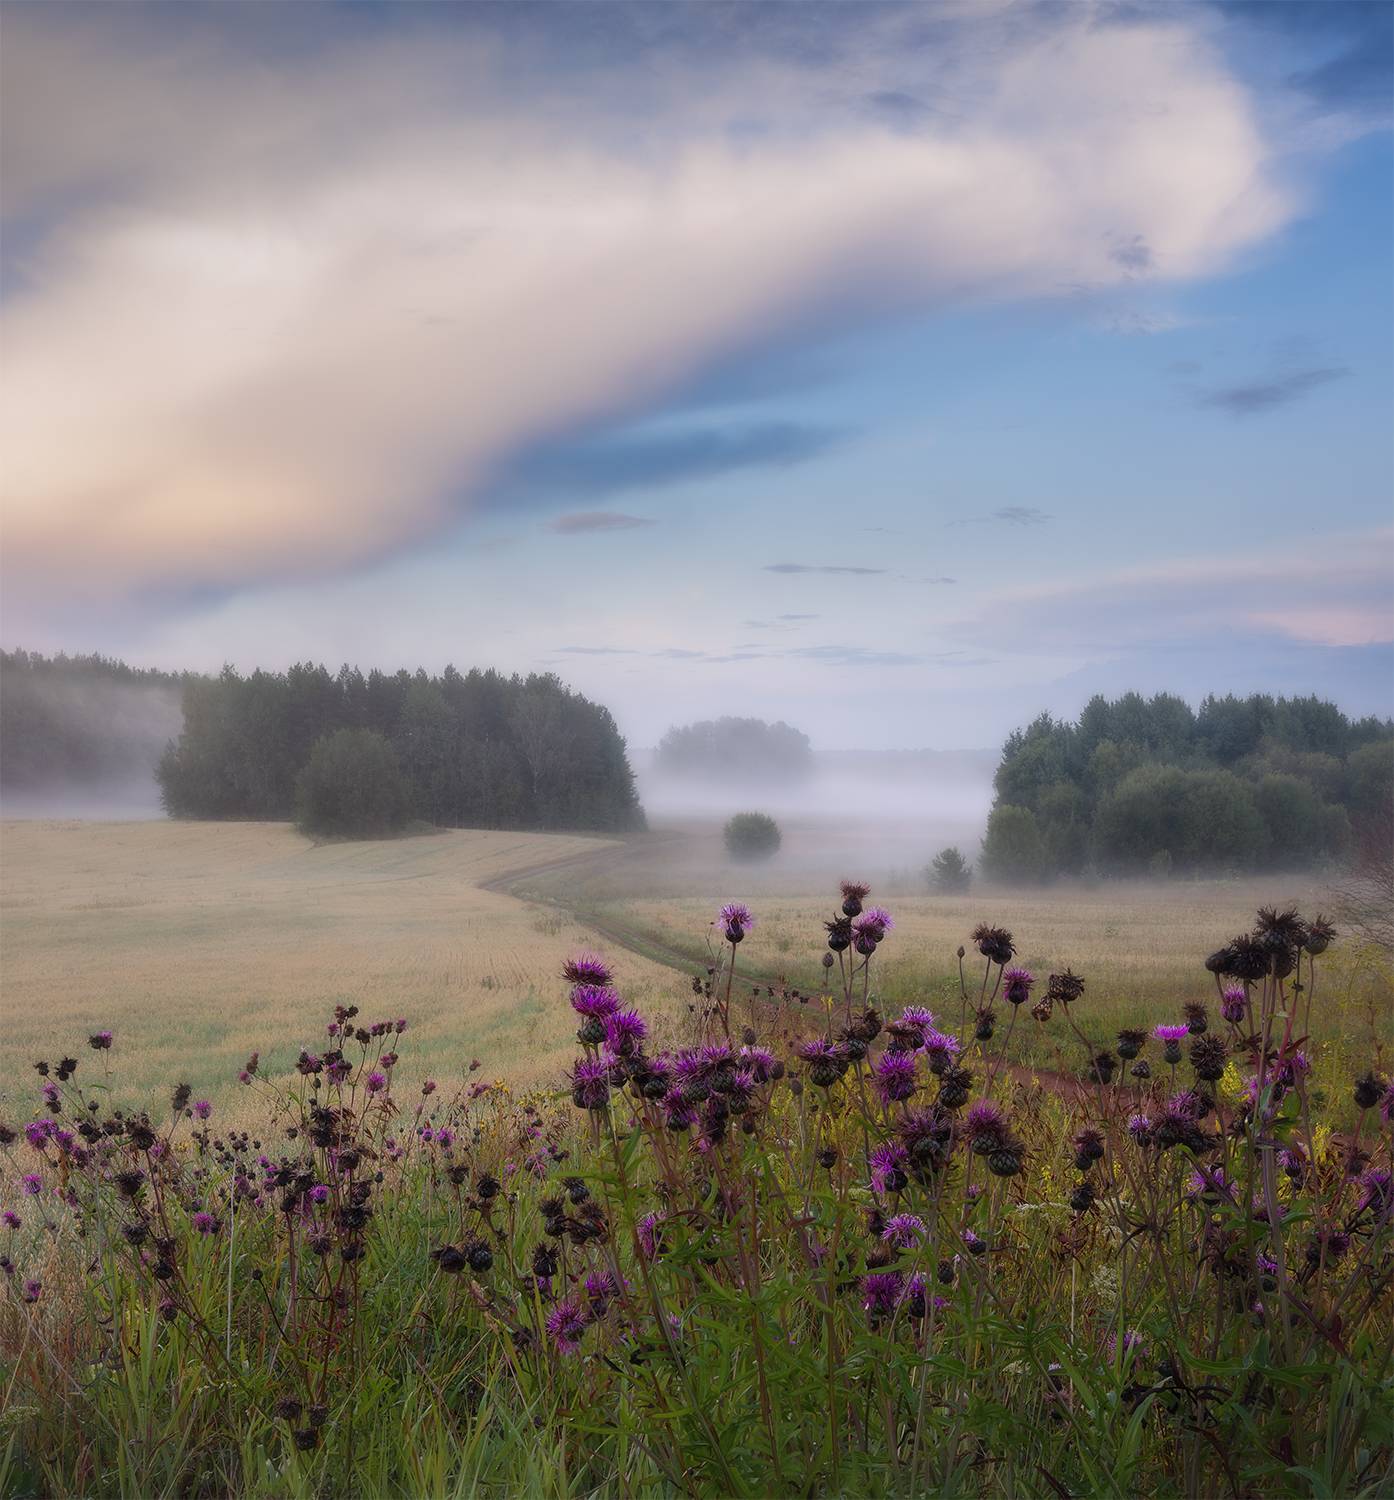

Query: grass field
<box><xmin>3</xmin><ymin>817</ymin><xmax>1388</xmax><ymax>1126</ymax></box>
<box><xmin>0</xmin><ymin>820</ymin><xmax>686</xmax><ymax>1112</ymax></box>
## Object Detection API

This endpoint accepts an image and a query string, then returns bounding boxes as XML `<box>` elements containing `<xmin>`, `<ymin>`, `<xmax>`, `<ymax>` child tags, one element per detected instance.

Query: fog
<box><xmin>0</xmin><ymin>774</ymin><xmax>165</xmax><ymax>821</ymax></box>
<box><xmin>631</xmin><ymin>748</ymin><xmax>997</xmax><ymax>894</ymax></box>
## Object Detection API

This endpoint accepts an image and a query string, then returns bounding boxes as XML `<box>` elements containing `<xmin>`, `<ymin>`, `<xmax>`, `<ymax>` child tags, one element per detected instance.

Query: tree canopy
<box><xmin>981</xmin><ymin>691</ymin><xmax>1390</xmax><ymax>880</ymax></box>
<box><xmin>654</xmin><ymin>717</ymin><xmax>812</xmax><ymax>780</ymax></box>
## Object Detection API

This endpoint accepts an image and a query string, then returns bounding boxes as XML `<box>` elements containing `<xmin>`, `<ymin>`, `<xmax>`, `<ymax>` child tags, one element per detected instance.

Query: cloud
<box><xmin>923</xmin><ymin>577</ymin><xmax>958</xmax><ymax>585</ymax></box>
<box><xmin>554</xmin><ymin>645</ymin><xmax>637</xmax><ymax>654</ymax></box>
<box><xmin>950</xmin><ymin>528</ymin><xmax>1394</xmax><ymax>653</ymax></box>
<box><xmin>543</xmin><ymin>512</ymin><xmax>655</xmax><ymax>535</ymax></box>
<box><xmin>0</xmin><ymin>4</ymin><xmax>1292</xmax><ymax>604</ymax></box>
<box><xmin>994</xmin><ymin>507</ymin><xmax>1052</xmax><ymax>525</ymax></box>
<box><xmin>763</xmin><ymin>564</ymin><xmax>887</xmax><ymax>575</ymax></box>
<box><xmin>1191</xmin><ymin>366</ymin><xmax>1349</xmax><ymax>416</ymax></box>
<box><xmin>778</xmin><ymin>613</ymin><xmax>819</xmax><ymax>620</ymax></box>
<box><xmin>788</xmin><ymin>645</ymin><xmax>927</xmax><ymax>667</ymax></box>
<box><xmin>503</xmin><ymin>420</ymin><xmax>846</xmax><ymax>499</ymax></box>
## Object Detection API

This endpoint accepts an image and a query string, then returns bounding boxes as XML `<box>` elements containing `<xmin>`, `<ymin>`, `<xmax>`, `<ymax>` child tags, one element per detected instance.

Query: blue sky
<box><xmin>1</xmin><ymin>1</ymin><xmax>1389</xmax><ymax>751</ymax></box>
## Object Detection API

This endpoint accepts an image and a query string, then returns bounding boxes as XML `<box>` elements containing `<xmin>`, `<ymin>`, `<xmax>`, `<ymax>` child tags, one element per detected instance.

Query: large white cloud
<box><xmin>1</xmin><ymin>4</ymin><xmax>1290</xmax><ymax>604</ymax></box>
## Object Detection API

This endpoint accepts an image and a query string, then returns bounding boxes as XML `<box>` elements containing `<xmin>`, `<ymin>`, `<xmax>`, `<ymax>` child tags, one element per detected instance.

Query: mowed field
<box><xmin>0</xmin><ymin>820</ymin><xmax>685</xmax><ymax>1114</ymax></box>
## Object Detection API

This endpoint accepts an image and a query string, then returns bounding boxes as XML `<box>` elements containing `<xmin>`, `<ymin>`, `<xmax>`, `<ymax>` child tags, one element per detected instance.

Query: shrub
<box><xmin>925</xmin><ymin>846</ymin><xmax>972</xmax><ymax>893</ymax></box>
<box><xmin>723</xmin><ymin>810</ymin><xmax>781</xmax><ymax>861</ymax></box>
<box><xmin>295</xmin><ymin>728</ymin><xmax>410</xmax><ymax>839</ymax></box>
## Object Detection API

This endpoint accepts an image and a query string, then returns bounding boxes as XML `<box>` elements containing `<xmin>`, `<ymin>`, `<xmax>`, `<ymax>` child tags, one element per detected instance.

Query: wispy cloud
<box><xmin>554</xmin><ymin>645</ymin><xmax>637</xmax><ymax>654</ymax></box>
<box><xmin>1191</xmin><ymin>366</ymin><xmax>1349</xmax><ymax>416</ymax></box>
<box><xmin>0</xmin><ymin>4</ymin><xmax>1290</xmax><ymax>605</ymax></box>
<box><xmin>543</xmin><ymin>512</ymin><xmax>655</xmax><ymax>535</ymax></box>
<box><xmin>947</xmin><ymin>507</ymin><xmax>1052</xmax><ymax>528</ymax></box>
<box><xmin>763</xmin><ymin>564</ymin><xmax>887</xmax><ymax>575</ymax></box>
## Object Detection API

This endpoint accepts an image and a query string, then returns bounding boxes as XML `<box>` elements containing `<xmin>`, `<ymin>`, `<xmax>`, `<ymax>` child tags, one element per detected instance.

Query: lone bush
<box><xmin>925</xmin><ymin>846</ymin><xmax>972</xmax><ymax>893</ymax></box>
<box><xmin>723</xmin><ymin>811</ymin><xmax>781</xmax><ymax>862</ymax></box>
<box><xmin>295</xmin><ymin>729</ymin><xmax>410</xmax><ymax>840</ymax></box>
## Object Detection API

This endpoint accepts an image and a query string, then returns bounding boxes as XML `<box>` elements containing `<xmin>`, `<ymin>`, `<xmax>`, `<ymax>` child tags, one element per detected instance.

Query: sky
<box><xmin>2</xmin><ymin>0</ymin><xmax>1390</xmax><ymax>753</ymax></box>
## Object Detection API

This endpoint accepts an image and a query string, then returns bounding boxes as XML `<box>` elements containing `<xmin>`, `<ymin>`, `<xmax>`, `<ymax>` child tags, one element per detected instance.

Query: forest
<box><xmin>979</xmin><ymin>690</ymin><xmax>1393</xmax><ymax>881</ymax></box>
<box><xmin>154</xmin><ymin>662</ymin><xmax>646</xmax><ymax>833</ymax></box>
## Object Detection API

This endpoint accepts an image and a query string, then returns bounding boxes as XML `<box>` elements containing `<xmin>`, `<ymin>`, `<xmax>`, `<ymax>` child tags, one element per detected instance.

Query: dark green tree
<box><xmin>724</xmin><ymin>812</ymin><xmax>782</xmax><ymax>862</ymax></box>
<box><xmin>295</xmin><ymin>730</ymin><xmax>410</xmax><ymax>840</ymax></box>
<box><xmin>926</xmin><ymin>847</ymin><xmax>972</xmax><ymax>893</ymax></box>
<box><xmin>978</xmin><ymin>805</ymin><xmax>1050</xmax><ymax>885</ymax></box>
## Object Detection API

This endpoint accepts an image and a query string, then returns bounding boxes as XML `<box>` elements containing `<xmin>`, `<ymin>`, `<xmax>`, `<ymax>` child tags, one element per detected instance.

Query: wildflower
<box><xmin>1069</xmin><ymin>1180</ymin><xmax>1097</xmax><ymax>1212</ymax></box>
<box><xmin>852</xmin><ymin>909</ymin><xmax>893</xmax><ymax>954</ymax></box>
<box><xmin>824</xmin><ymin>914</ymin><xmax>853</xmax><ymax>952</ymax></box>
<box><xmin>961</xmin><ymin>1099</ymin><xmax>1007</xmax><ymax>1151</ymax></box>
<box><xmin>21</xmin><ymin>1279</ymin><xmax>41</xmax><ymax>1304</ymax></box>
<box><xmin>921</xmin><ymin>1029</ymin><xmax>962</xmax><ymax>1071</ymax></box>
<box><xmin>1127</xmin><ymin>1114</ymin><xmax>1151</xmax><ymax>1146</ymax></box>
<box><xmin>24</xmin><ymin>1119</ymin><xmax>54</xmax><ymax>1150</ymax></box>
<box><xmin>0</xmin><ymin>1258</ymin><xmax>11</xmax><ymax>1276</ymax></box>
<box><xmin>1183</xmin><ymin>1002</ymin><xmax>1209</xmax><ymax>1035</ymax></box>
<box><xmin>861</xmin><ymin>1272</ymin><xmax>903</xmax><ymax>1315</ymax></box>
<box><xmin>325</xmin><ymin>1059</ymin><xmax>352</xmax><ymax>1085</ymax></box>
<box><xmin>1046</xmin><ymin>969</ymin><xmax>1085</xmax><ymax>1007</ymax></box>
<box><xmin>19</xmin><ymin>1175</ymin><xmax>41</xmax><ymax>1195</ymax></box>
<box><xmin>974</xmin><ymin>1009</ymin><xmax>996</xmax><ymax>1041</ymax></box>
<box><xmin>636</xmin><ymin>1211</ymin><xmax>668</xmax><ymax>1259</ymax></box>
<box><xmin>1204</xmin><ymin>947</ymin><xmax>1236</xmax><ymax>976</ymax></box>
<box><xmin>1185</xmin><ymin>1165</ymin><xmax>1235</xmax><ymax>1206</ymax></box>
<box><xmin>88</xmin><ymin>1032</ymin><xmax>113</xmax><ymax>1051</ymax></box>
<box><xmin>795</xmin><ymin>1038</ymin><xmax>848</xmax><ymax>1089</ymax></box>
<box><xmin>191</xmin><ymin>1212</ymin><xmax>219</xmax><ymax>1234</ymax></box>
<box><xmin>1304</xmin><ymin>1229</ymin><xmax>1352</xmax><ymax>1266</ymax></box>
<box><xmin>1190</xmin><ymin>1035</ymin><xmax>1228</xmax><ymax>1083</ymax></box>
<box><xmin>1089</xmin><ymin>1052</ymin><xmax>1116</xmax><ymax>1085</ymax></box>
<box><xmin>1303</xmin><ymin>916</ymin><xmax>1336</xmax><ymax>956</ymax></box>
<box><xmin>41</xmin><ymin>1085</ymin><xmax>60</xmax><ymax>1111</ymax></box>
<box><xmin>546</xmin><ymin>1295</ymin><xmax>591</xmax><ymax>1352</ymax></box>
<box><xmin>421</xmin><ymin>1080</ymin><xmax>437</xmax><ymax>1096</ymax></box>
<box><xmin>1213</xmin><ymin>992</ymin><xmax>1243</xmax><ymax>1029</ymax></box>
<box><xmin>563</xmin><ymin>952</ymin><xmax>614</xmax><ymax>988</ymax></box>
<box><xmin>871</xmin><ymin>1051</ymin><xmax>919</xmax><ymax>1105</ymax></box>
<box><xmin>310</xmin><ymin>1185</ymin><xmax>331</xmax><ymax>1205</ymax></box>
<box><xmin>869</xmin><ymin>1142</ymin><xmax>910</xmax><ymax>1195</ymax></box>
<box><xmin>1107</xmin><ymin>1330</ymin><xmax>1148</xmax><ymax>1365</ymax></box>
<box><xmin>569</xmin><ymin>984</ymin><xmax>621</xmax><ymax>1020</ymax></box>
<box><xmin>738</xmin><ymin>1045</ymin><xmax>779</xmax><ymax>1083</ymax></box>
<box><xmin>1002</xmin><ymin>968</ymin><xmax>1034</xmax><ymax>1006</ymax></box>
<box><xmin>1357</xmin><ymin>1168</ymin><xmax>1392</xmax><ymax>1220</ymax></box>
<box><xmin>1226</xmin><ymin>934</ymin><xmax>1271</xmax><ymax>982</ymax></box>
<box><xmin>569</xmin><ymin>1057</ymin><xmax>611</xmax><ymax>1112</ymax></box>
<box><xmin>1274</xmin><ymin>1052</ymin><xmax>1311</xmax><ymax>1089</ymax></box>
<box><xmin>364</xmin><ymin>1073</ymin><xmax>386</xmax><ymax>1095</ymax></box>
<box><xmin>971</xmin><ymin>925</ymin><xmax>1015</xmax><ymax>966</ymax></box>
<box><xmin>1073</xmin><ymin>1126</ymin><xmax>1106</xmax><ymax>1170</ymax></box>
<box><xmin>1353</xmin><ymin>1073</ymin><xmax>1388</xmax><ymax>1111</ymax></box>
<box><xmin>1152</xmin><ymin>1023</ymin><xmax>1189</xmax><ymax>1064</ymax></box>
<box><xmin>881</xmin><ymin>1213</ymin><xmax>926</xmax><ymax>1249</ymax></box>
<box><xmin>962</xmin><ymin>1229</ymin><xmax>986</xmax><ymax>1255</ymax></box>
<box><xmin>840</xmin><ymin>880</ymin><xmax>871</xmax><ymax>916</ymax></box>
<box><xmin>717</xmin><ymin>902</ymin><xmax>755</xmax><ymax>944</ymax></box>
<box><xmin>602</xmin><ymin>1010</ymin><xmax>648</xmax><ymax>1058</ymax></box>
<box><xmin>394</xmin><ymin>1018</ymin><xmax>408</xmax><ymax>1034</ymax></box>
<box><xmin>1279</xmin><ymin>1147</ymin><xmax>1306</xmax><ymax>1183</ymax></box>
<box><xmin>2</xmin><ymin>1212</ymin><xmax>18</xmax><ymax>1230</ymax></box>
<box><xmin>193</xmin><ymin>1101</ymin><xmax>212</xmax><ymax>1120</ymax></box>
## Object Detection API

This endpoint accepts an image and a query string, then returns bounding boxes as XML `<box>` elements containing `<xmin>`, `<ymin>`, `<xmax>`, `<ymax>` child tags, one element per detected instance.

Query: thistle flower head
<box><xmin>881</xmin><ymin>1213</ymin><xmax>926</xmax><ymax>1249</ymax></box>
<box><xmin>1220</xmin><ymin>988</ymin><xmax>1247</xmax><ymax>1025</ymax></box>
<box><xmin>602</xmin><ymin>1010</ymin><xmax>648</xmax><ymax>1057</ymax></box>
<box><xmin>24</xmin><ymin>1119</ymin><xmax>54</xmax><ymax>1150</ymax></box>
<box><xmin>871</xmin><ymin>1051</ymin><xmax>919</xmax><ymax>1104</ymax></box>
<box><xmin>636</xmin><ymin>1210</ymin><xmax>667</xmax><ymax>1259</ymax></box>
<box><xmin>364</xmin><ymin>1073</ymin><xmax>386</xmax><ymax>1095</ymax></box>
<box><xmin>717</xmin><ymin>902</ymin><xmax>754</xmax><ymax>942</ymax></box>
<box><xmin>898</xmin><ymin>1005</ymin><xmax>936</xmax><ymax>1033</ymax></box>
<box><xmin>88</xmin><ymin>1032</ymin><xmax>113</xmax><ymax>1051</ymax></box>
<box><xmin>569</xmin><ymin>1057</ymin><xmax>612</xmax><ymax>1112</ymax></box>
<box><xmin>570</xmin><ymin>984</ymin><xmax>621</xmax><ymax>1020</ymax></box>
<box><xmin>1003</xmin><ymin>968</ymin><xmax>1034</xmax><ymax>1006</ymax></box>
<box><xmin>20</xmin><ymin>1175</ymin><xmax>42</xmax><ymax>1195</ymax></box>
<box><xmin>961</xmin><ymin>1099</ymin><xmax>1007</xmax><ymax>1144</ymax></box>
<box><xmin>193</xmin><ymin>1101</ymin><xmax>212</xmax><ymax>1120</ymax></box>
<box><xmin>2</xmin><ymin>1212</ymin><xmax>20</xmax><ymax>1230</ymax></box>
<box><xmin>1358</xmin><ymin>1168</ymin><xmax>1392</xmax><ymax>1219</ymax></box>
<box><xmin>1152</xmin><ymin>1023</ymin><xmax>1190</xmax><ymax>1043</ymax></box>
<box><xmin>191</xmin><ymin>1212</ymin><xmax>219</xmax><ymax>1234</ymax></box>
<box><xmin>1303</xmin><ymin>915</ymin><xmax>1336</xmax><ymax>955</ymax></box>
<box><xmin>1046</xmin><ymin>969</ymin><xmax>1085</xmax><ymax>1006</ymax></box>
<box><xmin>868</xmin><ymin>1142</ymin><xmax>910</xmax><ymax>1195</ymax></box>
<box><xmin>860</xmin><ymin>1271</ymin><xmax>903</xmax><ymax>1314</ymax></box>
<box><xmin>563</xmin><ymin>952</ymin><xmax>614</xmax><ymax>987</ymax></box>
<box><xmin>738</xmin><ymin>1045</ymin><xmax>778</xmax><ymax>1083</ymax></box>
<box><xmin>920</xmin><ymin>1029</ymin><xmax>963</xmax><ymax>1063</ymax></box>
<box><xmin>853</xmin><ymin>907</ymin><xmax>894</xmax><ymax>943</ymax></box>
<box><xmin>971</xmin><ymin>924</ymin><xmax>1015</xmax><ymax>966</ymax></box>
<box><xmin>545</xmin><ymin>1295</ymin><xmax>591</xmax><ymax>1351</ymax></box>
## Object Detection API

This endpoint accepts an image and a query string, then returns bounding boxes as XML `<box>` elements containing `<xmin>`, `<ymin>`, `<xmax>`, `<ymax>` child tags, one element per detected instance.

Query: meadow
<box><xmin>1</xmin><ymin>819</ymin><xmax>1390</xmax><ymax>1497</ymax></box>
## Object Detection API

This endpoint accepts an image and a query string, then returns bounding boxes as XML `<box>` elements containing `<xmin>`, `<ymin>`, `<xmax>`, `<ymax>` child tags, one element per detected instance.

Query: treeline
<box><xmin>980</xmin><ymin>691</ymin><xmax>1393</xmax><ymax>882</ymax></box>
<box><xmin>156</xmin><ymin>663</ymin><xmax>646</xmax><ymax>833</ymax></box>
<box><xmin>0</xmin><ymin>650</ymin><xmax>191</xmax><ymax>788</ymax></box>
<box><xmin>654</xmin><ymin>717</ymin><xmax>812</xmax><ymax>779</ymax></box>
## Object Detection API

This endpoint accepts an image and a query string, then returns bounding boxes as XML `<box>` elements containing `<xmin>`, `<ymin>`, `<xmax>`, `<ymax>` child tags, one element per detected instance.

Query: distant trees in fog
<box><xmin>980</xmin><ymin>691</ymin><xmax>1393</xmax><ymax>882</ymax></box>
<box><xmin>0</xmin><ymin>650</ymin><xmax>191</xmax><ymax>789</ymax></box>
<box><xmin>654</xmin><ymin>717</ymin><xmax>812</xmax><ymax>780</ymax></box>
<box><xmin>155</xmin><ymin>663</ymin><xmax>645</xmax><ymax>833</ymax></box>
<box><xmin>926</xmin><ymin>846</ymin><xmax>972</xmax><ymax>893</ymax></box>
<box><xmin>724</xmin><ymin>812</ymin><xmax>782</xmax><ymax>862</ymax></box>
<box><xmin>295</xmin><ymin>729</ymin><xmax>411</xmax><ymax>839</ymax></box>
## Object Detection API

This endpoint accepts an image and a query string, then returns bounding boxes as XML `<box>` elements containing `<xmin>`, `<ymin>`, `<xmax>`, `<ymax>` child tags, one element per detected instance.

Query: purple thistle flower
<box><xmin>717</xmin><ymin>902</ymin><xmax>755</xmax><ymax>945</ymax></box>
<box><xmin>1185</xmin><ymin>1165</ymin><xmax>1235</xmax><ymax>1205</ymax></box>
<box><xmin>1127</xmin><ymin>1113</ymin><xmax>1151</xmax><ymax>1143</ymax></box>
<box><xmin>962</xmin><ymin>1229</ymin><xmax>986</xmax><ymax>1255</ymax></box>
<box><xmin>1152</xmin><ymin>1024</ymin><xmax>1190</xmax><ymax>1043</ymax></box>
<box><xmin>871</xmin><ymin>1051</ymin><xmax>919</xmax><ymax>1105</ymax></box>
<box><xmin>3</xmin><ymin>1212</ymin><xmax>20</xmax><ymax>1230</ymax></box>
<box><xmin>583</xmin><ymin>1269</ymin><xmax>624</xmax><ymax>1304</ymax></box>
<box><xmin>1220</xmin><ymin>988</ymin><xmax>1247</xmax><ymax>1025</ymax></box>
<box><xmin>310</xmin><ymin>1185</ymin><xmax>331</xmax><ymax>1205</ymax></box>
<box><xmin>920</xmin><ymin>1029</ymin><xmax>963</xmax><ymax>1062</ymax></box>
<box><xmin>570</xmin><ymin>984</ymin><xmax>621</xmax><ymax>1020</ymax></box>
<box><xmin>193</xmin><ymin>1101</ymin><xmax>212</xmax><ymax>1120</ymax></box>
<box><xmin>739</xmin><ymin>1045</ymin><xmax>778</xmax><ymax>1083</ymax></box>
<box><xmin>1275</xmin><ymin>1051</ymin><xmax>1312</xmax><ymax>1087</ymax></box>
<box><xmin>881</xmin><ymin>1213</ymin><xmax>926</xmax><ymax>1249</ymax></box>
<box><xmin>545</xmin><ymin>1295</ymin><xmax>591</xmax><ymax>1352</ymax></box>
<box><xmin>21</xmin><ymin>1279</ymin><xmax>41</xmax><ymax>1304</ymax></box>
<box><xmin>1107</xmin><ymin>1330</ymin><xmax>1148</xmax><ymax>1364</ymax></box>
<box><xmin>1170</xmin><ymin>1088</ymin><xmax>1209</xmax><ymax>1120</ymax></box>
<box><xmin>326</xmin><ymin>1059</ymin><xmax>352</xmax><ymax>1085</ymax></box>
<box><xmin>868</xmin><ymin>1142</ymin><xmax>910</xmax><ymax>1195</ymax></box>
<box><xmin>563</xmin><ymin>952</ymin><xmax>614</xmax><ymax>988</ymax></box>
<box><xmin>395</xmin><ymin>1018</ymin><xmax>408</xmax><ymax>1034</ymax></box>
<box><xmin>192</xmin><ymin>1212</ymin><xmax>218</xmax><ymax>1234</ymax></box>
<box><xmin>961</xmin><ymin>1099</ymin><xmax>1006</xmax><ymax>1144</ymax></box>
<box><xmin>1002</xmin><ymin>969</ymin><xmax>1034</xmax><ymax>1006</ymax></box>
<box><xmin>569</xmin><ymin>1056</ymin><xmax>611</xmax><ymax>1112</ymax></box>
<box><xmin>24</xmin><ymin>1120</ymin><xmax>54</xmax><ymax>1150</ymax></box>
<box><xmin>852</xmin><ymin>909</ymin><xmax>894</xmax><ymax>950</ymax></box>
<box><xmin>88</xmin><ymin>1032</ymin><xmax>113</xmax><ymax>1051</ymax></box>
<box><xmin>20</xmin><ymin>1175</ymin><xmax>42</xmax><ymax>1195</ymax></box>
<box><xmin>364</xmin><ymin>1073</ymin><xmax>387</xmax><ymax>1095</ymax></box>
<box><xmin>861</xmin><ymin>1272</ymin><xmax>904</xmax><ymax>1314</ymax></box>
<box><xmin>602</xmin><ymin>1010</ymin><xmax>648</xmax><ymax>1057</ymax></box>
<box><xmin>636</xmin><ymin>1211</ymin><xmax>667</xmax><ymax>1260</ymax></box>
<box><xmin>41</xmin><ymin>1085</ymin><xmax>60</xmax><ymax>1109</ymax></box>
<box><xmin>1358</xmin><ymin>1168</ymin><xmax>1392</xmax><ymax>1220</ymax></box>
